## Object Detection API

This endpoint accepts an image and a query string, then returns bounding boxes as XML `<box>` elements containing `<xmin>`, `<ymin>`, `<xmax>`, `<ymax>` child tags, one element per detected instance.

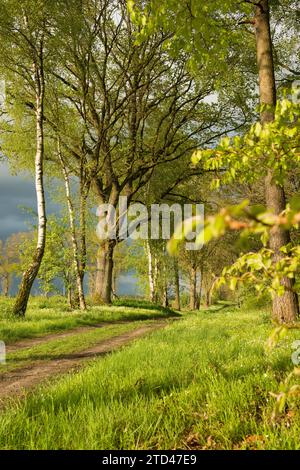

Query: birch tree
<box><xmin>0</xmin><ymin>0</ymin><xmax>60</xmax><ymax>316</ymax></box>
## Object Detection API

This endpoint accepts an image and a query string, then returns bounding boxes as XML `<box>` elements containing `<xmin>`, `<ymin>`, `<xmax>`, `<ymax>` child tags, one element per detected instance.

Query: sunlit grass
<box><xmin>1</xmin><ymin>321</ymin><xmax>148</xmax><ymax>373</ymax></box>
<box><xmin>0</xmin><ymin>296</ymin><xmax>178</xmax><ymax>344</ymax></box>
<box><xmin>1</xmin><ymin>306</ymin><xmax>300</xmax><ymax>450</ymax></box>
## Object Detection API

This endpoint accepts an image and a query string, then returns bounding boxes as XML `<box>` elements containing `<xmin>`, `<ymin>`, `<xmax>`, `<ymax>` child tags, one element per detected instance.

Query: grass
<box><xmin>1</xmin><ymin>321</ymin><xmax>149</xmax><ymax>374</ymax></box>
<box><xmin>0</xmin><ymin>296</ymin><xmax>178</xmax><ymax>344</ymax></box>
<box><xmin>1</xmin><ymin>304</ymin><xmax>300</xmax><ymax>450</ymax></box>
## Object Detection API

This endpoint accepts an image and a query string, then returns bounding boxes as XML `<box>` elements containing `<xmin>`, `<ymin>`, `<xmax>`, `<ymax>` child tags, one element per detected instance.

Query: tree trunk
<box><xmin>146</xmin><ymin>240</ymin><xmax>156</xmax><ymax>303</ymax></box>
<box><xmin>154</xmin><ymin>256</ymin><xmax>159</xmax><ymax>303</ymax></box>
<box><xmin>2</xmin><ymin>274</ymin><xmax>10</xmax><ymax>297</ymax></box>
<box><xmin>58</xmin><ymin>142</ymin><xmax>86</xmax><ymax>311</ymax></box>
<box><xmin>189</xmin><ymin>266</ymin><xmax>197</xmax><ymax>310</ymax></box>
<box><xmin>88</xmin><ymin>270</ymin><xmax>96</xmax><ymax>297</ymax></box>
<box><xmin>13</xmin><ymin>54</ymin><xmax>46</xmax><ymax>317</ymax></box>
<box><xmin>174</xmin><ymin>259</ymin><xmax>181</xmax><ymax>310</ymax></box>
<box><xmin>95</xmin><ymin>240</ymin><xmax>115</xmax><ymax>304</ymax></box>
<box><xmin>255</xmin><ymin>0</ymin><xmax>299</xmax><ymax>323</ymax></box>
<box><xmin>162</xmin><ymin>285</ymin><xmax>169</xmax><ymax>308</ymax></box>
<box><xmin>205</xmin><ymin>288</ymin><xmax>212</xmax><ymax>309</ymax></box>
<box><xmin>67</xmin><ymin>286</ymin><xmax>72</xmax><ymax>308</ymax></box>
<box><xmin>112</xmin><ymin>270</ymin><xmax>117</xmax><ymax>299</ymax></box>
<box><xmin>198</xmin><ymin>265</ymin><xmax>203</xmax><ymax>310</ymax></box>
<box><xmin>79</xmin><ymin>167</ymin><xmax>89</xmax><ymax>291</ymax></box>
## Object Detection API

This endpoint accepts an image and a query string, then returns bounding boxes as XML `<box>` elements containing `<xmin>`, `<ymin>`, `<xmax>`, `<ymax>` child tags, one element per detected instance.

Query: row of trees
<box><xmin>130</xmin><ymin>0</ymin><xmax>300</xmax><ymax>323</ymax></box>
<box><xmin>0</xmin><ymin>0</ymin><xmax>250</xmax><ymax>316</ymax></box>
<box><xmin>0</xmin><ymin>221</ymin><xmax>239</xmax><ymax>312</ymax></box>
<box><xmin>0</xmin><ymin>0</ymin><xmax>298</xmax><ymax>322</ymax></box>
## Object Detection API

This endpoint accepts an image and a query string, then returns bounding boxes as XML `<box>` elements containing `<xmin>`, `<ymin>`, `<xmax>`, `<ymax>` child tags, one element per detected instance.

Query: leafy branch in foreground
<box><xmin>191</xmin><ymin>95</ymin><xmax>300</xmax><ymax>190</ymax></box>
<box><xmin>169</xmin><ymin>197</ymin><xmax>300</xmax><ymax>315</ymax></box>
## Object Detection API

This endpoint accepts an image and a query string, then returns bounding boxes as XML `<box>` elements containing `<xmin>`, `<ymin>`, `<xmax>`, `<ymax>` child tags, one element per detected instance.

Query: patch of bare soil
<box><xmin>7</xmin><ymin>321</ymin><xmax>128</xmax><ymax>353</ymax></box>
<box><xmin>0</xmin><ymin>322</ymin><xmax>167</xmax><ymax>404</ymax></box>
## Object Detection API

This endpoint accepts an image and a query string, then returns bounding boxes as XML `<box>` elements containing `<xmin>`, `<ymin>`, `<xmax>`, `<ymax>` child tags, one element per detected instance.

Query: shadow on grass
<box><xmin>113</xmin><ymin>298</ymin><xmax>181</xmax><ymax>317</ymax></box>
<box><xmin>200</xmin><ymin>302</ymin><xmax>238</xmax><ymax>313</ymax></box>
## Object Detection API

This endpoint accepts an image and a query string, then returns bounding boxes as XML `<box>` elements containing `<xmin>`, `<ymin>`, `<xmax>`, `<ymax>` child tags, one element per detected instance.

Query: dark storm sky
<box><xmin>0</xmin><ymin>161</ymin><xmax>140</xmax><ymax>295</ymax></box>
<box><xmin>0</xmin><ymin>161</ymin><xmax>36</xmax><ymax>240</ymax></box>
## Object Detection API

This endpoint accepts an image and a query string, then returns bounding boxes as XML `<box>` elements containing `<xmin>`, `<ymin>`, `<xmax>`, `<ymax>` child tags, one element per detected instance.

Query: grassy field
<box><xmin>0</xmin><ymin>296</ymin><xmax>177</xmax><ymax>344</ymax></box>
<box><xmin>1</xmin><ymin>303</ymin><xmax>300</xmax><ymax>450</ymax></box>
<box><xmin>2</xmin><ymin>322</ymin><xmax>150</xmax><ymax>373</ymax></box>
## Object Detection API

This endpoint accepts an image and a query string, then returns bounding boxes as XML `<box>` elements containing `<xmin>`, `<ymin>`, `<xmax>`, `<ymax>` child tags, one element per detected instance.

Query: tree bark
<box><xmin>174</xmin><ymin>259</ymin><xmax>181</xmax><ymax>310</ymax></box>
<box><xmin>189</xmin><ymin>266</ymin><xmax>197</xmax><ymax>310</ymax></box>
<box><xmin>79</xmin><ymin>167</ymin><xmax>89</xmax><ymax>291</ymax></box>
<box><xmin>67</xmin><ymin>285</ymin><xmax>72</xmax><ymax>308</ymax></box>
<box><xmin>146</xmin><ymin>240</ymin><xmax>156</xmax><ymax>303</ymax></box>
<box><xmin>255</xmin><ymin>0</ymin><xmax>299</xmax><ymax>323</ymax></box>
<box><xmin>112</xmin><ymin>270</ymin><xmax>117</xmax><ymax>299</ymax></box>
<box><xmin>58</xmin><ymin>143</ymin><xmax>86</xmax><ymax>311</ymax></box>
<box><xmin>162</xmin><ymin>284</ymin><xmax>169</xmax><ymax>308</ymax></box>
<box><xmin>2</xmin><ymin>274</ymin><xmax>10</xmax><ymax>297</ymax></box>
<box><xmin>13</xmin><ymin>47</ymin><xmax>46</xmax><ymax>317</ymax></box>
<box><xmin>205</xmin><ymin>288</ymin><xmax>212</xmax><ymax>309</ymax></box>
<box><xmin>198</xmin><ymin>265</ymin><xmax>203</xmax><ymax>310</ymax></box>
<box><xmin>95</xmin><ymin>240</ymin><xmax>116</xmax><ymax>304</ymax></box>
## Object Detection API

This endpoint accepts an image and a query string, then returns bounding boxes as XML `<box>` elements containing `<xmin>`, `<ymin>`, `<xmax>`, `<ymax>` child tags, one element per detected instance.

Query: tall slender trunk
<box><xmin>161</xmin><ymin>260</ymin><xmax>169</xmax><ymax>308</ymax></box>
<box><xmin>95</xmin><ymin>242</ymin><xmax>106</xmax><ymax>299</ymax></box>
<box><xmin>67</xmin><ymin>285</ymin><xmax>73</xmax><ymax>308</ymax></box>
<box><xmin>198</xmin><ymin>265</ymin><xmax>203</xmax><ymax>310</ymax></box>
<box><xmin>79</xmin><ymin>167</ymin><xmax>89</xmax><ymax>288</ymax></box>
<box><xmin>162</xmin><ymin>284</ymin><xmax>169</xmax><ymax>308</ymax></box>
<box><xmin>2</xmin><ymin>273</ymin><xmax>10</xmax><ymax>297</ymax></box>
<box><xmin>154</xmin><ymin>256</ymin><xmax>159</xmax><ymax>303</ymax></box>
<box><xmin>102</xmin><ymin>240</ymin><xmax>115</xmax><ymax>304</ymax></box>
<box><xmin>189</xmin><ymin>266</ymin><xmax>197</xmax><ymax>310</ymax></box>
<box><xmin>255</xmin><ymin>0</ymin><xmax>299</xmax><ymax>323</ymax></box>
<box><xmin>146</xmin><ymin>240</ymin><xmax>155</xmax><ymax>303</ymax></box>
<box><xmin>173</xmin><ymin>259</ymin><xmax>181</xmax><ymax>310</ymax></box>
<box><xmin>205</xmin><ymin>287</ymin><xmax>212</xmax><ymax>309</ymax></box>
<box><xmin>112</xmin><ymin>270</ymin><xmax>117</xmax><ymax>298</ymax></box>
<box><xmin>13</xmin><ymin>48</ymin><xmax>46</xmax><ymax>317</ymax></box>
<box><xmin>58</xmin><ymin>142</ymin><xmax>86</xmax><ymax>311</ymax></box>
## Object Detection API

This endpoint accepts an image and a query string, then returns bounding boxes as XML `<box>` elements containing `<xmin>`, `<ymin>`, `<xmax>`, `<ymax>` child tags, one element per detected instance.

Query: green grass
<box><xmin>1</xmin><ymin>321</ymin><xmax>149</xmax><ymax>374</ymax></box>
<box><xmin>0</xmin><ymin>296</ymin><xmax>178</xmax><ymax>344</ymax></box>
<box><xmin>1</xmin><ymin>305</ymin><xmax>300</xmax><ymax>450</ymax></box>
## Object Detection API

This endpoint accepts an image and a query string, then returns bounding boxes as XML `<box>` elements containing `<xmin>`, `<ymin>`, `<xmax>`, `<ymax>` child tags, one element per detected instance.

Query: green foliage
<box><xmin>192</xmin><ymin>96</ymin><xmax>300</xmax><ymax>188</ymax></box>
<box><xmin>129</xmin><ymin>0</ymin><xmax>254</xmax><ymax>75</ymax></box>
<box><xmin>19</xmin><ymin>215</ymin><xmax>74</xmax><ymax>296</ymax></box>
<box><xmin>171</xmin><ymin>199</ymin><xmax>300</xmax><ymax>302</ymax></box>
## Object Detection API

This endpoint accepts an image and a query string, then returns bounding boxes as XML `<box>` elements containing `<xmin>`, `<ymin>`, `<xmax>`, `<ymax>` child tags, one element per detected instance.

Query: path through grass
<box><xmin>0</xmin><ymin>296</ymin><xmax>178</xmax><ymax>344</ymax></box>
<box><xmin>1</xmin><ymin>306</ymin><xmax>300</xmax><ymax>449</ymax></box>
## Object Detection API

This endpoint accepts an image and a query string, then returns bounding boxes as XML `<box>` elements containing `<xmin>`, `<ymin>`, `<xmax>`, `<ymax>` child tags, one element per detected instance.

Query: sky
<box><xmin>0</xmin><ymin>161</ymin><xmax>36</xmax><ymax>240</ymax></box>
<box><xmin>0</xmin><ymin>160</ymin><xmax>139</xmax><ymax>296</ymax></box>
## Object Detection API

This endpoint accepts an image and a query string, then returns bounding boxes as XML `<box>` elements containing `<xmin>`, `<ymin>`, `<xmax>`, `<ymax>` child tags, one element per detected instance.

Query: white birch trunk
<box><xmin>58</xmin><ymin>141</ymin><xmax>86</xmax><ymax>311</ymax></box>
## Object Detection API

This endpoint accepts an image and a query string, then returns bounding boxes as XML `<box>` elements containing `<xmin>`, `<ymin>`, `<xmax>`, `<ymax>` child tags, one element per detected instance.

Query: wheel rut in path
<box><xmin>0</xmin><ymin>321</ymin><xmax>168</xmax><ymax>404</ymax></box>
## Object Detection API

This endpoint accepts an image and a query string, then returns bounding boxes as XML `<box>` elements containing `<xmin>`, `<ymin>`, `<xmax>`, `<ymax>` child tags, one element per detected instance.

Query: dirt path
<box><xmin>6</xmin><ymin>321</ymin><xmax>128</xmax><ymax>353</ymax></box>
<box><xmin>0</xmin><ymin>321</ymin><xmax>167</xmax><ymax>404</ymax></box>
